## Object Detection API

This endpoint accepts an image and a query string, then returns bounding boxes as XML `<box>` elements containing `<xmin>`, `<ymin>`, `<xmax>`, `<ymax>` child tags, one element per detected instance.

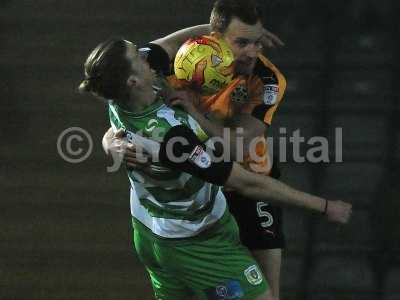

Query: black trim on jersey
<box><xmin>251</xmin><ymin>104</ymin><xmax>274</xmax><ymax>123</ymax></box>
<box><xmin>251</xmin><ymin>59</ymin><xmax>279</xmax><ymax>123</ymax></box>
<box><xmin>270</xmin><ymin>156</ymin><xmax>281</xmax><ymax>179</ymax></box>
<box><xmin>159</xmin><ymin>125</ymin><xmax>233</xmax><ymax>186</ymax></box>
<box><xmin>143</xmin><ymin>43</ymin><xmax>171</xmax><ymax>76</ymax></box>
<box><xmin>254</xmin><ymin>59</ymin><xmax>278</xmax><ymax>84</ymax></box>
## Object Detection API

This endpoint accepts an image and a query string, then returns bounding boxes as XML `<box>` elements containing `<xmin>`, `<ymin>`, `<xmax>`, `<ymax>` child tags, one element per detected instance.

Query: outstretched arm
<box><xmin>151</xmin><ymin>24</ymin><xmax>211</xmax><ymax>60</ymax></box>
<box><xmin>151</xmin><ymin>24</ymin><xmax>285</xmax><ymax>61</ymax></box>
<box><xmin>158</xmin><ymin>125</ymin><xmax>352</xmax><ymax>224</ymax></box>
<box><xmin>225</xmin><ymin>164</ymin><xmax>351</xmax><ymax>223</ymax></box>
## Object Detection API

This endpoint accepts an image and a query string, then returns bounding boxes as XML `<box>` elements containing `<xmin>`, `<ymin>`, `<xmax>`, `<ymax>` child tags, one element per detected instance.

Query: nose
<box><xmin>245</xmin><ymin>43</ymin><xmax>261</xmax><ymax>58</ymax></box>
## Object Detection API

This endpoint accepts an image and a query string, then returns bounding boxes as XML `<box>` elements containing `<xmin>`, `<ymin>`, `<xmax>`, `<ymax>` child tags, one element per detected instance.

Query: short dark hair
<box><xmin>78</xmin><ymin>38</ymin><xmax>131</xmax><ymax>100</ymax></box>
<box><xmin>210</xmin><ymin>0</ymin><xmax>262</xmax><ymax>33</ymax></box>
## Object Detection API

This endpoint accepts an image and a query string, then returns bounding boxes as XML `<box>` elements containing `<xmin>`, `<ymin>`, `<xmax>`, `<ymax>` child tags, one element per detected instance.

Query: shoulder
<box><xmin>248</xmin><ymin>55</ymin><xmax>287</xmax><ymax>95</ymax></box>
<box><xmin>253</xmin><ymin>55</ymin><xmax>281</xmax><ymax>82</ymax></box>
<box><xmin>156</xmin><ymin>106</ymin><xmax>208</xmax><ymax>142</ymax></box>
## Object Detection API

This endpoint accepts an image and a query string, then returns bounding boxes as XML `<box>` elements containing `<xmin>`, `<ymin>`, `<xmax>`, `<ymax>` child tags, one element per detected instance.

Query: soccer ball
<box><xmin>174</xmin><ymin>35</ymin><xmax>235</xmax><ymax>95</ymax></box>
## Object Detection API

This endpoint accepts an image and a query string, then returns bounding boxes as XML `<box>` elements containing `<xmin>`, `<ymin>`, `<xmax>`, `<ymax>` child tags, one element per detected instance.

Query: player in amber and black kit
<box><xmin>101</xmin><ymin>1</ymin><xmax>333</xmax><ymax>299</ymax></box>
<box><xmin>168</xmin><ymin>2</ymin><xmax>288</xmax><ymax>299</ymax></box>
<box><xmin>84</xmin><ymin>37</ymin><xmax>351</xmax><ymax>300</ymax></box>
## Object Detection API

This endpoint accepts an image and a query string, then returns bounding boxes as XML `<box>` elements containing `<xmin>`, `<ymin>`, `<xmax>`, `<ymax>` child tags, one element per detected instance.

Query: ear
<box><xmin>126</xmin><ymin>75</ymin><xmax>137</xmax><ymax>87</ymax></box>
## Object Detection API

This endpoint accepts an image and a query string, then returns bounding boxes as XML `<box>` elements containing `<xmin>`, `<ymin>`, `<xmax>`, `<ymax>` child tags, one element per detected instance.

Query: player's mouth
<box><xmin>234</xmin><ymin>59</ymin><xmax>256</xmax><ymax>75</ymax></box>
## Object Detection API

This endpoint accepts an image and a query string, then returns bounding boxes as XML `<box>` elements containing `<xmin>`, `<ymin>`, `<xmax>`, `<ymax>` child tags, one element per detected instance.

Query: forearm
<box><xmin>226</xmin><ymin>164</ymin><xmax>326</xmax><ymax>213</ymax></box>
<box><xmin>251</xmin><ymin>176</ymin><xmax>326</xmax><ymax>212</ymax></box>
<box><xmin>189</xmin><ymin>110</ymin><xmax>245</xmax><ymax>160</ymax></box>
<box><xmin>190</xmin><ymin>110</ymin><xmax>224</xmax><ymax>137</ymax></box>
<box><xmin>168</xmin><ymin>24</ymin><xmax>210</xmax><ymax>40</ymax></box>
<box><xmin>152</xmin><ymin>24</ymin><xmax>211</xmax><ymax>60</ymax></box>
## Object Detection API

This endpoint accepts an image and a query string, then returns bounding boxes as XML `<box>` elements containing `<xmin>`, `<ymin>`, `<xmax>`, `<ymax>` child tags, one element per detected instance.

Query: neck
<box><xmin>124</xmin><ymin>86</ymin><xmax>157</xmax><ymax>112</ymax></box>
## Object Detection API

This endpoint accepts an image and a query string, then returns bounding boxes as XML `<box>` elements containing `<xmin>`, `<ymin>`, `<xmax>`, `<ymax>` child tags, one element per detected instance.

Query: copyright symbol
<box><xmin>57</xmin><ymin>127</ymin><xmax>93</xmax><ymax>163</ymax></box>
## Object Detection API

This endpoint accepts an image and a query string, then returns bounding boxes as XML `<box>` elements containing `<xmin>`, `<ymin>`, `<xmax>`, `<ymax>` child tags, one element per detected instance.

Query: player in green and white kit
<box><xmin>109</xmin><ymin>98</ymin><xmax>267</xmax><ymax>299</ymax></box>
<box><xmin>78</xmin><ymin>38</ymin><xmax>351</xmax><ymax>300</ymax></box>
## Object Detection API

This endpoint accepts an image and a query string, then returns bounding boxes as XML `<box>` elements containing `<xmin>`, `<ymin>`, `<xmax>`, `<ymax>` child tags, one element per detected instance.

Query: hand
<box><xmin>166</xmin><ymin>89</ymin><xmax>200</xmax><ymax>116</ymax></box>
<box><xmin>104</xmin><ymin>128</ymin><xmax>126</xmax><ymax>156</ymax></box>
<box><xmin>261</xmin><ymin>28</ymin><xmax>285</xmax><ymax>48</ymax></box>
<box><xmin>325</xmin><ymin>200</ymin><xmax>352</xmax><ymax>224</ymax></box>
<box><xmin>123</xmin><ymin>143</ymin><xmax>151</xmax><ymax>170</ymax></box>
<box><xmin>105</xmin><ymin>129</ymin><xmax>151</xmax><ymax>170</ymax></box>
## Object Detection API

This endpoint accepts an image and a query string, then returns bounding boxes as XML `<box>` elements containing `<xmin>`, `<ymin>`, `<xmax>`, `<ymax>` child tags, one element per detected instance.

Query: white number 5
<box><xmin>256</xmin><ymin>202</ymin><xmax>274</xmax><ymax>228</ymax></box>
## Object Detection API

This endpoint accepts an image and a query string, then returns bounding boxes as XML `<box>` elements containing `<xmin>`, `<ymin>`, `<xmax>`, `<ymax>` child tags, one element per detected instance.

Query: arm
<box><xmin>190</xmin><ymin>110</ymin><xmax>266</xmax><ymax>160</ymax></box>
<box><xmin>151</xmin><ymin>24</ymin><xmax>211</xmax><ymax>60</ymax></box>
<box><xmin>159</xmin><ymin>125</ymin><xmax>352</xmax><ymax>223</ymax></box>
<box><xmin>167</xmin><ymin>92</ymin><xmax>266</xmax><ymax>160</ymax></box>
<box><xmin>225</xmin><ymin>164</ymin><xmax>352</xmax><ymax>223</ymax></box>
<box><xmin>226</xmin><ymin>164</ymin><xmax>325</xmax><ymax>212</ymax></box>
<box><xmin>261</xmin><ymin>28</ymin><xmax>285</xmax><ymax>48</ymax></box>
<box><xmin>151</xmin><ymin>25</ymin><xmax>284</xmax><ymax>61</ymax></box>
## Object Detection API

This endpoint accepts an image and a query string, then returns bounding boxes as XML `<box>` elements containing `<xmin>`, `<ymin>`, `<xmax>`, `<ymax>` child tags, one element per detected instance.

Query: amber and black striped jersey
<box><xmin>194</xmin><ymin>55</ymin><xmax>286</xmax><ymax>125</ymax></box>
<box><xmin>143</xmin><ymin>44</ymin><xmax>286</xmax><ymax>175</ymax></box>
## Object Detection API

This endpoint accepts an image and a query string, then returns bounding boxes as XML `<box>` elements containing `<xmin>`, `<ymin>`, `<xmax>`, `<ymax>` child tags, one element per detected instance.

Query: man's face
<box><xmin>222</xmin><ymin>17</ymin><xmax>264</xmax><ymax>76</ymax></box>
<box><xmin>125</xmin><ymin>42</ymin><xmax>156</xmax><ymax>89</ymax></box>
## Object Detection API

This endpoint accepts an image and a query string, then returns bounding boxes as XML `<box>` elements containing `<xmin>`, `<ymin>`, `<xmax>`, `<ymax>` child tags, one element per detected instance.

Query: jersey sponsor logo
<box><xmin>230</xmin><ymin>84</ymin><xmax>248</xmax><ymax>104</ymax></box>
<box><xmin>205</xmin><ymin>280</ymin><xmax>244</xmax><ymax>299</ymax></box>
<box><xmin>263</xmin><ymin>84</ymin><xmax>279</xmax><ymax>105</ymax></box>
<box><xmin>244</xmin><ymin>265</ymin><xmax>263</xmax><ymax>286</ymax></box>
<box><xmin>210</xmin><ymin>78</ymin><xmax>227</xmax><ymax>89</ymax></box>
<box><xmin>216</xmin><ymin>285</ymin><xmax>228</xmax><ymax>297</ymax></box>
<box><xmin>145</xmin><ymin>119</ymin><xmax>158</xmax><ymax>132</ymax></box>
<box><xmin>188</xmin><ymin>145</ymin><xmax>211</xmax><ymax>169</ymax></box>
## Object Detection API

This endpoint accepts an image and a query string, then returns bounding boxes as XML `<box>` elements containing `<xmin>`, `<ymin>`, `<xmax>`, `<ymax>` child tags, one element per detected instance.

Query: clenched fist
<box><xmin>325</xmin><ymin>200</ymin><xmax>353</xmax><ymax>224</ymax></box>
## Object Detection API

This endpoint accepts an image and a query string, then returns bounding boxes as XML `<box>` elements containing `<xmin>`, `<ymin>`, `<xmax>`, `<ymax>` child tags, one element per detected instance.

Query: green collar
<box><xmin>114</xmin><ymin>95</ymin><xmax>165</xmax><ymax>118</ymax></box>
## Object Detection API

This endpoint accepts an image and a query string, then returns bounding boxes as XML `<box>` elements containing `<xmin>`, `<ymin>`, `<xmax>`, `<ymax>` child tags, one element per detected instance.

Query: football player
<box><xmin>79</xmin><ymin>37</ymin><xmax>351</xmax><ymax>300</ymax></box>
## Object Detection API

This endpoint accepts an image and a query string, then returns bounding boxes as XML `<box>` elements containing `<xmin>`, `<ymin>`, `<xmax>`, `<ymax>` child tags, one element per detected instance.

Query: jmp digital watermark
<box><xmin>57</xmin><ymin>127</ymin><xmax>93</xmax><ymax>163</ymax></box>
<box><xmin>57</xmin><ymin>126</ymin><xmax>343</xmax><ymax>173</ymax></box>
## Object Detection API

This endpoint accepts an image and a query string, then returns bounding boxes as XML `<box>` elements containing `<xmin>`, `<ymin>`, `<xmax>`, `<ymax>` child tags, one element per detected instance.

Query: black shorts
<box><xmin>224</xmin><ymin>190</ymin><xmax>286</xmax><ymax>250</ymax></box>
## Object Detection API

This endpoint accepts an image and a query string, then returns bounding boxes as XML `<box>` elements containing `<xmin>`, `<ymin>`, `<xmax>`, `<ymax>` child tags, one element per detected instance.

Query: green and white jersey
<box><xmin>108</xmin><ymin>97</ymin><xmax>227</xmax><ymax>238</ymax></box>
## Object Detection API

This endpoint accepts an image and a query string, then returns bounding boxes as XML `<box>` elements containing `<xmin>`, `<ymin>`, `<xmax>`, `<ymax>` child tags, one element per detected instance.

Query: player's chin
<box><xmin>235</xmin><ymin>63</ymin><xmax>253</xmax><ymax>75</ymax></box>
<box><xmin>234</xmin><ymin>61</ymin><xmax>256</xmax><ymax>76</ymax></box>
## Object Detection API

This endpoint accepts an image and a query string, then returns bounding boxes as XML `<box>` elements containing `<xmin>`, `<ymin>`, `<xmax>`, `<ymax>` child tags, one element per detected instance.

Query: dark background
<box><xmin>1</xmin><ymin>0</ymin><xmax>399</xmax><ymax>299</ymax></box>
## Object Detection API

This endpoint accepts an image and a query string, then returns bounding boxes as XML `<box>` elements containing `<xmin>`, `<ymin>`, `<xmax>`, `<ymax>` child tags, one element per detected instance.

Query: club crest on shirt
<box><xmin>244</xmin><ymin>265</ymin><xmax>263</xmax><ymax>285</ymax></box>
<box><xmin>230</xmin><ymin>84</ymin><xmax>248</xmax><ymax>104</ymax></box>
<box><xmin>188</xmin><ymin>145</ymin><xmax>211</xmax><ymax>169</ymax></box>
<box><xmin>263</xmin><ymin>84</ymin><xmax>279</xmax><ymax>105</ymax></box>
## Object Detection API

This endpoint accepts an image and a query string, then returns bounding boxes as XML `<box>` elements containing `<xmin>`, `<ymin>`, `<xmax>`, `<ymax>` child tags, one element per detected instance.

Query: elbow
<box><xmin>225</xmin><ymin>164</ymin><xmax>258</xmax><ymax>198</ymax></box>
<box><xmin>247</xmin><ymin>122</ymin><xmax>266</xmax><ymax>139</ymax></box>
